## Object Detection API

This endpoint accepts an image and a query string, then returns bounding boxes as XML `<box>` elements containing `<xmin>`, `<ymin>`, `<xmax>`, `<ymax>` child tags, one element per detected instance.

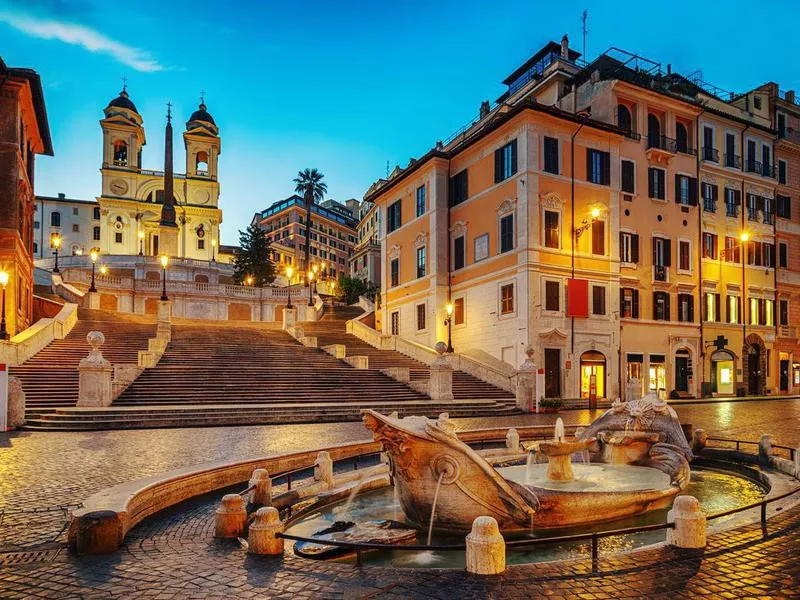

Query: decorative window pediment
<box><xmin>413</xmin><ymin>232</ymin><xmax>427</xmax><ymax>250</ymax></box>
<box><xmin>450</xmin><ymin>220</ymin><xmax>468</xmax><ymax>237</ymax></box>
<box><xmin>388</xmin><ymin>244</ymin><xmax>401</xmax><ymax>260</ymax></box>
<box><xmin>497</xmin><ymin>197</ymin><xmax>516</xmax><ymax>217</ymax></box>
<box><xmin>539</xmin><ymin>191</ymin><xmax>562</xmax><ymax>210</ymax></box>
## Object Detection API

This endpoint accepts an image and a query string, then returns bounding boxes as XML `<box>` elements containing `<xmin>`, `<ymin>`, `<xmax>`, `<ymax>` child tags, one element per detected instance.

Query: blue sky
<box><xmin>4</xmin><ymin>0</ymin><xmax>800</xmax><ymax>244</ymax></box>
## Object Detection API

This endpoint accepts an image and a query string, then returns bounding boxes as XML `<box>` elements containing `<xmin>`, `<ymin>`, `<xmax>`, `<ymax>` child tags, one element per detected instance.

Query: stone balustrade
<box><xmin>0</xmin><ymin>302</ymin><xmax>78</xmax><ymax>366</ymax></box>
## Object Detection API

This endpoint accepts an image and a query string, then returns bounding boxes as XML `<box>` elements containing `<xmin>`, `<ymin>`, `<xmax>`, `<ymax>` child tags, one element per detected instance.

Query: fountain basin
<box><xmin>599</xmin><ymin>430</ymin><xmax>662</xmax><ymax>465</ymax></box>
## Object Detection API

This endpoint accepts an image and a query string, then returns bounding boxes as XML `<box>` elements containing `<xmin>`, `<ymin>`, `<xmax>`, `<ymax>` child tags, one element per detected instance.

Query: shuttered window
<box><xmin>545</xmin><ymin>281</ymin><xmax>560</xmax><ymax>311</ymax></box>
<box><xmin>453</xmin><ymin>236</ymin><xmax>465</xmax><ymax>270</ymax></box>
<box><xmin>494</xmin><ymin>140</ymin><xmax>518</xmax><ymax>183</ymax></box>
<box><xmin>648</xmin><ymin>168</ymin><xmax>666</xmax><ymax>199</ymax></box>
<box><xmin>543</xmin><ymin>137</ymin><xmax>559</xmax><ymax>174</ymax></box>
<box><xmin>449</xmin><ymin>170</ymin><xmax>468</xmax><ymax>206</ymax></box>
<box><xmin>621</xmin><ymin>160</ymin><xmax>635</xmax><ymax>193</ymax></box>
<box><xmin>591</xmin><ymin>220</ymin><xmax>605</xmax><ymax>255</ymax></box>
<box><xmin>592</xmin><ymin>286</ymin><xmax>606</xmax><ymax>315</ymax></box>
<box><xmin>586</xmin><ymin>149</ymin><xmax>611</xmax><ymax>185</ymax></box>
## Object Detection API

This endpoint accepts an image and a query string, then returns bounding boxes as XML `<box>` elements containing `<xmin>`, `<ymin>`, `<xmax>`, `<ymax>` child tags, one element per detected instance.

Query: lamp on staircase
<box><xmin>52</xmin><ymin>234</ymin><xmax>61</xmax><ymax>273</ymax></box>
<box><xmin>0</xmin><ymin>270</ymin><xmax>9</xmax><ymax>340</ymax></box>
<box><xmin>307</xmin><ymin>269</ymin><xmax>315</xmax><ymax>307</ymax></box>
<box><xmin>285</xmin><ymin>266</ymin><xmax>294</xmax><ymax>309</ymax></box>
<box><xmin>160</xmin><ymin>255</ymin><xmax>169</xmax><ymax>301</ymax></box>
<box><xmin>89</xmin><ymin>250</ymin><xmax>99</xmax><ymax>293</ymax></box>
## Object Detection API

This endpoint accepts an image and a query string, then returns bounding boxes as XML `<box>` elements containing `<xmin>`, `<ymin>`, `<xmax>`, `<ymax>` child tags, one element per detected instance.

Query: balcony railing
<box><xmin>647</xmin><ymin>134</ymin><xmax>677</xmax><ymax>153</ymax></box>
<box><xmin>745</xmin><ymin>159</ymin><xmax>762</xmax><ymax>174</ymax></box>
<box><xmin>725</xmin><ymin>154</ymin><xmax>742</xmax><ymax>169</ymax></box>
<box><xmin>761</xmin><ymin>163</ymin><xmax>776</xmax><ymax>178</ymax></box>
<box><xmin>748</xmin><ymin>208</ymin><xmax>759</xmax><ymax>221</ymax></box>
<box><xmin>653</xmin><ymin>265</ymin><xmax>669</xmax><ymax>282</ymax></box>
<box><xmin>763</xmin><ymin>212</ymin><xmax>775</xmax><ymax>225</ymax></box>
<box><xmin>725</xmin><ymin>202</ymin><xmax>738</xmax><ymax>218</ymax></box>
<box><xmin>702</xmin><ymin>147</ymin><xmax>719</xmax><ymax>163</ymax></box>
<box><xmin>703</xmin><ymin>199</ymin><xmax>717</xmax><ymax>213</ymax></box>
<box><xmin>623</xmin><ymin>129</ymin><xmax>642</xmax><ymax>141</ymax></box>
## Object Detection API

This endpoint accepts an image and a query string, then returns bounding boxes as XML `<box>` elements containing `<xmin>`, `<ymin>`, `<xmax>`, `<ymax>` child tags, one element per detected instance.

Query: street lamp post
<box><xmin>211</xmin><ymin>239</ymin><xmax>216</xmax><ymax>263</ymax></box>
<box><xmin>89</xmin><ymin>250</ymin><xmax>98</xmax><ymax>293</ymax></box>
<box><xmin>0</xmin><ymin>271</ymin><xmax>9</xmax><ymax>340</ymax></box>
<box><xmin>52</xmin><ymin>235</ymin><xmax>61</xmax><ymax>273</ymax></box>
<box><xmin>307</xmin><ymin>270</ymin><xmax>315</xmax><ymax>306</ymax></box>
<box><xmin>138</xmin><ymin>230</ymin><xmax>145</xmax><ymax>256</ymax></box>
<box><xmin>160</xmin><ymin>255</ymin><xmax>169</xmax><ymax>301</ymax></box>
<box><xmin>286</xmin><ymin>266</ymin><xmax>294</xmax><ymax>308</ymax></box>
<box><xmin>740</xmin><ymin>232</ymin><xmax>749</xmax><ymax>342</ymax></box>
<box><xmin>444</xmin><ymin>302</ymin><xmax>454</xmax><ymax>353</ymax></box>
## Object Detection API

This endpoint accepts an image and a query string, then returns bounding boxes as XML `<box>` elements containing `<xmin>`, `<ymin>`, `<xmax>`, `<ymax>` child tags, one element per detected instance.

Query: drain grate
<box><xmin>0</xmin><ymin>548</ymin><xmax>62</xmax><ymax>566</ymax></box>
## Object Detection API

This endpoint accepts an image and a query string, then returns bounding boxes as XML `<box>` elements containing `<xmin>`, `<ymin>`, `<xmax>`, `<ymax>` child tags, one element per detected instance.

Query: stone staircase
<box><xmin>13</xmin><ymin>309</ymin><xmax>156</xmax><ymax>413</ymax></box>
<box><xmin>22</xmin><ymin>313</ymin><xmax>518</xmax><ymax>430</ymax></box>
<box><xmin>307</xmin><ymin>305</ymin><xmax>518</xmax><ymax>401</ymax></box>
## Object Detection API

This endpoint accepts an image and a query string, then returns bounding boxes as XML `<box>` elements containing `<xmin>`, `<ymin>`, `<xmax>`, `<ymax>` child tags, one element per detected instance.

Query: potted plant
<box><xmin>538</xmin><ymin>397</ymin><xmax>563</xmax><ymax>414</ymax></box>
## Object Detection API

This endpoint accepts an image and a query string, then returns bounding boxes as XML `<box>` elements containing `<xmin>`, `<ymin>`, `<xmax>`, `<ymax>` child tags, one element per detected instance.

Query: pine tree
<box><xmin>233</xmin><ymin>223</ymin><xmax>275</xmax><ymax>286</ymax></box>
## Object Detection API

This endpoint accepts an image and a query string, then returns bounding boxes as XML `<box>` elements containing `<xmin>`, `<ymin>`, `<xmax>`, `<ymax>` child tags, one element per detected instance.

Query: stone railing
<box><xmin>346</xmin><ymin>311</ymin><xmax>393</xmax><ymax>350</ymax></box>
<box><xmin>52</xmin><ymin>273</ymin><xmax>87</xmax><ymax>305</ymax></box>
<box><xmin>358</xmin><ymin>295</ymin><xmax>375</xmax><ymax>313</ymax></box>
<box><xmin>394</xmin><ymin>336</ymin><xmax>437</xmax><ymax>366</ymax></box>
<box><xmin>446</xmin><ymin>350</ymin><xmax>518</xmax><ymax>394</ymax></box>
<box><xmin>33</xmin><ymin>294</ymin><xmax>64</xmax><ymax>319</ymax></box>
<box><xmin>112</xmin><ymin>365</ymin><xmax>144</xmax><ymax>400</ymax></box>
<box><xmin>0</xmin><ymin>302</ymin><xmax>78</xmax><ymax>366</ymax></box>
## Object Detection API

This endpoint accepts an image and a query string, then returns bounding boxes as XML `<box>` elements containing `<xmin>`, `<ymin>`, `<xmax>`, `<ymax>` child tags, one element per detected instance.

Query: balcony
<box><xmin>623</xmin><ymin>130</ymin><xmax>642</xmax><ymax>141</ymax></box>
<box><xmin>748</xmin><ymin>208</ymin><xmax>759</xmax><ymax>222</ymax></box>
<box><xmin>653</xmin><ymin>265</ymin><xmax>669</xmax><ymax>283</ymax></box>
<box><xmin>725</xmin><ymin>202</ymin><xmax>738</xmax><ymax>218</ymax></box>
<box><xmin>724</xmin><ymin>154</ymin><xmax>742</xmax><ymax>169</ymax></box>
<box><xmin>745</xmin><ymin>159</ymin><xmax>762</xmax><ymax>175</ymax></box>
<box><xmin>702</xmin><ymin>147</ymin><xmax>719</xmax><ymax>163</ymax></box>
<box><xmin>744</xmin><ymin>159</ymin><xmax>775</xmax><ymax>178</ymax></box>
<box><xmin>703</xmin><ymin>199</ymin><xmax>717</xmax><ymax>213</ymax></box>
<box><xmin>763</xmin><ymin>212</ymin><xmax>775</xmax><ymax>225</ymax></box>
<box><xmin>761</xmin><ymin>163</ymin><xmax>776</xmax><ymax>178</ymax></box>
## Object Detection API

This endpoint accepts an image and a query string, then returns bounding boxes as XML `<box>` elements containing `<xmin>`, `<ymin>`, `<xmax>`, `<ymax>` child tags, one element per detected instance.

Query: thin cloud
<box><xmin>0</xmin><ymin>11</ymin><xmax>164</xmax><ymax>72</ymax></box>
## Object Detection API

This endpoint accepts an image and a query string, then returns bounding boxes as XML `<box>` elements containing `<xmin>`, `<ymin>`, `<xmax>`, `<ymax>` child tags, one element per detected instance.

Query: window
<box><xmin>33</xmin><ymin>242</ymin><xmax>38</xmax><ymax>254</ymax></box>
<box><xmin>500</xmin><ymin>283</ymin><xmax>514</xmax><ymax>315</ymax></box>
<box><xmin>543</xmin><ymin>137</ymin><xmax>559</xmax><ymax>174</ymax></box>
<box><xmin>750</xmin><ymin>298</ymin><xmax>759</xmax><ymax>325</ymax></box>
<box><xmin>780</xmin><ymin>300</ymin><xmax>789</xmax><ymax>326</ymax></box>
<box><xmin>778</xmin><ymin>160</ymin><xmax>787</xmax><ymax>185</ymax></box>
<box><xmin>72</xmin><ymin>207</ymin><xmax>79</xmax><ymax>216</ymax></box>
<box><xmin>500</xmin><ymin>214</ymin><xmax>514</xmax><ymax>253</ymax></box>
<box><xmin>453</xmin><ymin>236</ymin><xmax>465</xmax><ymax>270</ymax></box>
<box><xmin>621</xmin><ymin>160</ymin><xmax>635</xmax><ymax>194</ymax></box>
<box><xmin>586</xmin><ymin>149</ymin><xmax>610</xmax><ymax>185</ymax></box>
<box><xmin>115</xmin><ymin>232</ymin><xmax>123</xmax><ymax>244</ymax></box>
<box><xmin>778</xmin><ymin>113</ymin><xmax>787</xmax><ymax>138</ymax></box>
<box><xmin>676</xmin><ymin>123</ymin><xmax>689</xmax><ymax>153</ymax></box>
<box><xmin>620</xmin><ymin>232</ymin><xmax>639</xmax><ymax>264</ymax></box>
<box><xmin>545</xmin><ymin>281</ymin><xmax>560</xmax><ymax>311</ymax></box>
<box><xmin>591</xmin><ymin>220</ymin><xmax>605</xmax><ymax>255</ymax></box>
<box><xmin>653</xmin><ymin>291</ymin><xmax>670</xmax><ymax>321</ymax></box>
<box><xmin>72</xmin><ymin>223</ymin><xmax>80</xmax><ymax>233</ymax></box>
<box><xmin>621</xmin><ymin>288</ymin><xmax>639</xmax><ymax>318</ymax></box>
<box><xmin>474</xmin><ymin>233</ymin><xmax>489</xmax><ymax>262</ymax></box>
<box><xmin>702</xmin><ymin>182</ymin><xmax>718</xmax><ymax>212</ymax></box>
<box><xmin>93</xmin><ymin>207</ymin><xmax>101</xmax><ymax>220</ymax></box>
<box><xmin>648</xmin><ymin>168</ymin><xmax>666</xmax><ymax>200</ymax></box>
<box><xmin>454</xmin><ymin>297</ymin><xmax>465</xmax><ymax>325</ymax></box>
<box><xmin>754</xmin><ymin>96</ymin><xmax>762</xmax><ymax>110</ymax></box>
<box><xmin>701</xmin><ymin>126</ymin><xmax>715</xmax><ymax>161</ymax></box>
<box><xmin>763</xmin><ymin>243</ymin><xmax>775</xmax><ymax>268</ymax></box>
<box><xmin>779</xmin><ymin>243</ymin><xmax>788</xmax><ymax>268</ymax></box>
<box><xmin>675</xmin><ymin>174</ymin><xmax>697</xmax><ymax>205</ymax></box>
<box><xmin>544</xmin><ymin>211</ymin><xmax>560</xmax><ymax>248</ymax></box>
<box><xmin>416</xmin><ymin>247</ymin><xmax>426</xmax><ymax>278</ymax></box>
<box><xmin>495</xmin><ymin>140</ymin><xmax>518</xmax><ymax>182</ymax></box>
<box><xmin>390</xmin><ymin>258</ymin><xmax>399</xmax><ymax>287</ymax></box>
<box><xmin>416</xmin><ymin>185</ymin><xmax>426</xmax><ymax>217</ymax></box>
<box><xmin>679</xmin><ymin>240</ymin><xmax>691</xmax><ymax>271</ymax></box>
<box><xmin>725</xmin><ymin>188</ymin><xmax>740</xmax><ymax>217</ymax></box>
<box><xmin>416</xmin><ymin>304</ymin><xmax>426</xmax><ymax>330</ymax></box>
<box><xmin>727</xmin><ymin>295</ymin><xmax>740</xmax><ymax>324</ymax></box>
<box><xmin>50</xmin><ymin>212</ymin><xmax>61</xmax><ymax>227</ymax></box>
<box><xmin>703</xmin><ymin>293</ymin><xmax>721</xmax><ymax>322</ymax></box>
<box><xmin>113</xmin><ymin>139</ymin><xmax>128</xmax><ymax>165</ymax></box>
<box><xmin>391</xmin><ymin>311</ymin><xmax>399</xmax><ymax>335</ymax></box>
<box><xmin>766</xmin><ymin>299</ymin><xmax>774</xmax><ymax>327</ymax></box>
<box><xmin>34</xmin><ymin>221</ymin><xmax>39</xmax><ymax>229</ymax></box>
<box><xmin>93</xmin><ymin>226</ymin><xmax>101</xmax><ymax>241</ymax></box>
<box><xmin>678</xmin><ymin>293</ymin><xmax>694</xmax><ymax>322</ymax></box>
<box><xmin>777</xmin><ymin>195</ymin><xmax>792</xmax><ymax>219</ymax></box>
<box><xmin>592</xmin><ymin>286</ymin><xmax>606</xmax><ymax>315</ymax></box>
<box><xmin>617</xmin><ymin>104</ymin><xmax>632</xmax><ymax>133</ymax></box>
<box><xmin>450</xmin><ymin>169</ymin><xmax>468</xmax><ymax>206</ymax></box>
<box><xmin>387</xmin><ymin>200</ymin><xmax>402</xmax><ymax>233</ymax></box>
<box><xmin>702</xmin><ymin>233</ymin><xmax>717</xmax><ymax>259</ymax></box>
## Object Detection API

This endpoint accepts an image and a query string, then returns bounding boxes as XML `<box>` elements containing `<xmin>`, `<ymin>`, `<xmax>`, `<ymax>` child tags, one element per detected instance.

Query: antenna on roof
<box><xmin>122</xmin><ymin>76</ymin><xmax>127</xmax><ymax>92</ymax></box>
<box><xmin>386</xmin><ymin>160</ymin><xmax>390</xmax><ymax>178</ymax></box>
<box><xmin>581</xmin><ymin>9</ymin><xmax>589</xmax><ymax>60</ymax></box>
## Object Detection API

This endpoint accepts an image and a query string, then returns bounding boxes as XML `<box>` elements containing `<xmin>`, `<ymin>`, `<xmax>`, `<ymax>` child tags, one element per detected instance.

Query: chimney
<box><xmin>58</xmin><ymin>192</ymin><xmax>65</xmax><ymax>199</ymax></box>
<box><xmin>479</xmin><ymin>100</ymin><xmax>490</xmax><ymax>118</ymax></box>
<box><xmin>667</xmin><ymin>64</ymin><xmax>672</xmax><ymax>75</ymax></box>
<box><xmin>786</xmin><ymin>90</ymin><xmax>796</xmax><ymax>104</ymax></box>
<box><xmin>561</xmin><ymin>35</ymin><xmax>569</xmax><ymax>59</ymax></box>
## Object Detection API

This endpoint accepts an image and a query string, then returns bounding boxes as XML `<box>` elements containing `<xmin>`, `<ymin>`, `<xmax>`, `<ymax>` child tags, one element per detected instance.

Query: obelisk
<box><xmin>158</xmin><ymin>103</ymin><xmax>179</xmax><ymax>257</ymax></box>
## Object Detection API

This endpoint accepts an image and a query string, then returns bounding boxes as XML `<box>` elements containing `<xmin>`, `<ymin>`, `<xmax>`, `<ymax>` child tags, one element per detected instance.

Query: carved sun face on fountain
<box><xmin>612</xmin><ymin>395</ymin><xmax>669</xmax><ymax>431</ymax></box>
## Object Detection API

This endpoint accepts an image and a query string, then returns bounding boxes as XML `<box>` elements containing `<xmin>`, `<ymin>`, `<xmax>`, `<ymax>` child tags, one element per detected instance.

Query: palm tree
<box><xmin>293</xmin><ymin>168</ymin><xmax>327</xmax><ymax>285</ymax></box>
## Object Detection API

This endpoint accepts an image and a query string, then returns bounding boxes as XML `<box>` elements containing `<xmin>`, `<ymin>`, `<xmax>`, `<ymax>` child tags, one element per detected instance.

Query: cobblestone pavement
<box><xmin>0</xmin><ymin>400</ymin><xmax>799</xmax><ymax>597</ymax></box>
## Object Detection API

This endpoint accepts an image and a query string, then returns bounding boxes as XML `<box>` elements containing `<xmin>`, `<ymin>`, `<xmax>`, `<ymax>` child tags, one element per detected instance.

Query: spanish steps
<box><xmin>21</xmin><ymin>305</ymin><xmax>518</xmax><ymax>430</ymax></box>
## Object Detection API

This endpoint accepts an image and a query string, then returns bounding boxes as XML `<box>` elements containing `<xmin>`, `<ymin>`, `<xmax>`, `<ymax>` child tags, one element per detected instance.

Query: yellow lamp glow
<box><xmin>138</xmin><ymin>230</ymin><xmax>145</xmax><ymax>240</ymax></box>
<box><xmin>90</xmin><ymin>250</ymin><xmax>98</xmax><ymax>263</ymax></box>
<box><xmin>286</xmin><ymin>266</ymin><xmax>293</xmax><ymax>279</ymax></box>
<box><xmin>0</xmin><ymin>271</ymin><xmax>8</xmax><ymax>288</ymax></box>
<box><xmin>99</xmin><ymin>265</ymin><xmax>108</xmax><ymax>275</ymax></box>
<box><xmin>52</xmin><ymin>235</ymin><xmax>61</xmax><ymax>248</ymax></box>
<box><xmin>740</xmin><ymin>232</ymin><xmax>749</xmax><ymax>242</ymax></box>
<box><xmin>160</xmin><ymin>255</ymin><xmax>168</xmax><ymax>268</ymax></box>
<box><xmin>246</xmin><ymin>275</ymin><xmax>254</xmax><ymax>286</ymax></box>
<box><xmin>591</xmin><ymin>207</ymin><xmax>601</xmax><ymax>219</ymax></box>
<box><xmin>312</xmin><ymin>264</ymin><xmax>318</xmax><ymax>274</ymax></box>
<box><xmin>211</xmin><ymin>239</ymin><xmax>217</xmax><ymax>247</ymax></box>
<box><xmin>307</xmin><ymin>270</ymin><xmax>314</xmax><ymax>281</ymax></box>
<box><xmin>446</xmin><ymin>303</ymin><xmax>454</xmax><ymax>316</ymax></box>
<box><xmin>75</xmin><ymin>249</ymin><xmax>83</xmax><ymax>256</ymax></box>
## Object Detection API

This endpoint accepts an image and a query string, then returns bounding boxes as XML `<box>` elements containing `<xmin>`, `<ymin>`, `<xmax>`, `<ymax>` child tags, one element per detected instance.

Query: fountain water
<box><xmin>341</xmin><ymin>475</ymin><xmax>371</xmax><ymax>519</ymax></box>
<box><xmin>427</xmin><ymin>472</ymin><xmax>445</xmax><ymax>546</ymax></box>
<box><xmin>554</xmin><ymin>417</ymin><xmax>565</xmax><ymax>442</ymax></box>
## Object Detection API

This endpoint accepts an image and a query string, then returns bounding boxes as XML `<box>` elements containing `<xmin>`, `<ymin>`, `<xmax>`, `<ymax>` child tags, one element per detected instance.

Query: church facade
<box><xmin>96</xmin><ymin>88</ymin><xmax>223</xmax><ymax>260</ymax></box>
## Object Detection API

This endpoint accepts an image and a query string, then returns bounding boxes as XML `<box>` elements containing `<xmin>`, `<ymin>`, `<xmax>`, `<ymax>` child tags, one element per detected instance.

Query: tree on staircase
<box><xmin>337</xmin><ymin>275</ymin><xmax>379</xmax><ymax>304</ymax></box>
<box><xmin>233</xmin><ymin>223</ymin><xmax>275</xmax><ymax>286</ymax></box>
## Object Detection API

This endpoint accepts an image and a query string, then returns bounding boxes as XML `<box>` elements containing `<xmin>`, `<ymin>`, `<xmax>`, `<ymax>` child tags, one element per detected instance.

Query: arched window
<box><xmin>580</xmin><ymin>351</ymin><xmax>607</xmax><ymax>399</ymax></box>
<box><xmin>50</xmin><ymin>211</ymin><xmax>61</xmax><ymax>227</ymax></box>
<box><xmin>113</xmin><ymin>140</ymin><xmax>128</xmax><ymax>166</ymax></box>
<box><xmin>675</xmin><ymin>123</ymin><xmax>688</xmax><ymax>153</ymax></box>
<box><xmin>196</xmin><ymin>151</ymin><xmax>209</xmax><ymax>174</ymax></box>
<box><xmin>617</xmin><ymin>104</ymin><xmax>632</xmax><ymax>133</ymax></box>
<box><xmin>194</xmin><ymin>274</ymin><xmax>209</xmax><ymax>283</ymax></box>
<box><xmin>647</xmin><ymin>114</ymin><xmax>661</xmax><ymax>148</ymax></box>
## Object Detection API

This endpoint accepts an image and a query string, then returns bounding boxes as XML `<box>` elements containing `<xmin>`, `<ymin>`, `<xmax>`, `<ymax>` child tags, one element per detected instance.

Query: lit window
<box><xmin>500</xmin><ymin>283</ymin><xmax>514</xmax><ymax>315</ymax></box>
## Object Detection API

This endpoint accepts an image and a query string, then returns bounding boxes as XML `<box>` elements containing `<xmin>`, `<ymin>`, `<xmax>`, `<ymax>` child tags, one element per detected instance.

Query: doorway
<box><xmin>711</xmin><ymin>350</ymin><xmax>735</xmax><ymax>395</ymax></box>
<box><xmin>152</xmin><ymin>234</ymin><xmax>159</xmax><ymax>256</ymax></box>
<box><xmin>674</xmin><ymin>350</ymin><xmax>690</xmax><ymax>394</ymax></box>
<box><xmin>580</xmin><ymin>351</ymin><xmax>606</xmax><ymax>399</ymax></box>
<box><xmin>544</xmin><ymin>348</ymin><xmax>561</xmax><ymax>399</ymax></box>
<box><xmin>780</xmin><ymin>353</ymin><xmax>790</xmax><ymax>392</ymax></box>
<box><xmin>748</xmin><ymin>345</ymin><xmax>762</xmax><ymax>395</ymax></box>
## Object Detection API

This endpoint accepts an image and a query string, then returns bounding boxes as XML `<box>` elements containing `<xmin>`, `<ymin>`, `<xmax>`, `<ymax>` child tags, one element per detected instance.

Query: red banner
<box><xmin>566</xmin><ymin>278</ymin><xmax>589</xmax><ymax>318</ymax></box>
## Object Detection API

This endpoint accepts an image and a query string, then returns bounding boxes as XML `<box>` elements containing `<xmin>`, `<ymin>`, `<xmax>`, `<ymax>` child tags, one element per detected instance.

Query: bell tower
<box><xmin>183</xmin><ymin>97</ymin><xmax>221</xmax><ymax>202</ymax></box>
<box><xmin>100</xmin><ymin>85</ymin><xmax>145</xmax><ymax>174</ymax></box>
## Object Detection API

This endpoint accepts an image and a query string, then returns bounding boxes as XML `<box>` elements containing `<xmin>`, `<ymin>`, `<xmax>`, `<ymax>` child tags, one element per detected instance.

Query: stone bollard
<box><xmin>759</xmin><ymin>434</ymin><xmax>773</xmax><ymax>467</ymax></box>
<box><xmin>465</xmin><ymin>516</ymin><xmax>506</xmax><ymax>575</ymax></box>
<box><xmin>248</xmin><ymin>507</ymin><xmax>285</xmax><ymax>555</ymax></box>
<box><xmin>515</xmin><ymin>346</ymin><xmax>537</xmax><ymax>412</ymax></box>
<box><xmin>429</xmin><ymin>342</ymin><xmax>454</xmax><ymax>401</ymax></box>
<box><xmin>282</xmin><ymin>307</ymin><xmax>297</xmax><ymax>331</ymax></box>
<box><xmin>666</xmin><ymin>495</ymin><xmax>706</xmax><ymax>549</ymax></box>
<box><xmin>214</xmin><ymin>494</ymin><xmax>247</xmax><ymax>538</ymax></box>
<box><xmin>691</xmin><ymin>428</ymin><xmax>708</xmax><ymax>454</ymax></box>
<box><xmin>87</xmin><ymin>291</ymin><xmax>100</xmax><ymax>310</ymax></box>
<box><xmin>506</xmin><ymin>428</ymin><xmax>520</xmax><ymax>453</ymax></box>
<box><xmin>314</xmin><ymin>451</ymin><xmax>334</xmax><ymax>488</ymax></box>
<box><xmin>249</xmin><ymin>468</ymin><xmax>272</xmax><ymax>506</ymax></box>
<box><xmin>7</xmin><ymin>376</ymin><xmax>25</xmax><ymax>428</ymax></box>
<box><xmin>77</xmin><ymin>331</ymin><xmax>113</xmax><ymax>407</ymax></box>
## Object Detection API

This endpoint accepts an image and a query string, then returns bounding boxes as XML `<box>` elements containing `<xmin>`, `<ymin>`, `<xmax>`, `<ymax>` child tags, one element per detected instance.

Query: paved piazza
<box><xmin>1</xmin><ymin>399</ymin><xmax>799</xmax><ymax>598</ymax></box>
